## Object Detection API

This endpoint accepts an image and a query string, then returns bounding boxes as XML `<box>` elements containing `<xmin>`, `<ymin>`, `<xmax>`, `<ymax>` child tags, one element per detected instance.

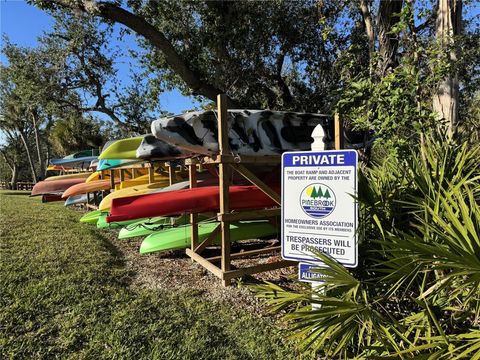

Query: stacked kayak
<box><xmin>31</xmin><ymin>177</ymin><xmax>87</xmax><ymax>196</ymax></box>
<box><xmin>107</xmin><ymin>184</ymin><xmax>280</xmax><ymax>223</ymax></box>
<box><xmin>140</xmin><ymin>220</ymin><xmax>278</xmax><ymax>254</ymax></box>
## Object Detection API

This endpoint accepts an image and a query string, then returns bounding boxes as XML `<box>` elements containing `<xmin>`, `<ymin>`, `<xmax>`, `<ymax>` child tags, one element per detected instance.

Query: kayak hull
<box><xmin>140</xmin><ymin>221</ymin><xmax>277</xmax><ymax>254</ymax></box>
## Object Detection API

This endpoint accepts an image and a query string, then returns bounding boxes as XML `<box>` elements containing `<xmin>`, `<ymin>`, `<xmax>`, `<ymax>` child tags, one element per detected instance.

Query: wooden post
<box><xmin>132</xmin><ymin>168</ymin><xmax>137</xmax><ymax>179</ymax></box>
<box><xmin>119</xmin><ymin>169</ymin><xmax>125</xmax><ymax>182</ymax></box>
<box><xmin>334</xmin><ymin>113</ymin><xmax>344</xmax><ymax>150</ymax></box>
<box><xmin>189</xmin><ymin>164</ymin><xmax>199</xmax><ymax>251</ymax></box>
<box><xmin>218</xmin><ymin>94</ymin><xmax>231</xmax><ymax>286</ymax></box>
<box><xmin>168</xmin><ymin>162</ymin><xmax>175</xmax><ymax>186</ymax></box>
<box><xmin>148</xmin><ymin>164</ymin><xmax>155</xmax><ymax>184</ymax></box>
<box><xmin>109</xmin><ymin>169</ymin><xmax>115</xmax><ymax>190</ymax></box>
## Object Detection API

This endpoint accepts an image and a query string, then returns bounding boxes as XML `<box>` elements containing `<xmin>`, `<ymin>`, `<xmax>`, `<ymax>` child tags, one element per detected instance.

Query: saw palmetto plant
<box><xmin>254</xmin><ymin>132</ymin><xmax>480</xmax><ymax>359</ymax></box>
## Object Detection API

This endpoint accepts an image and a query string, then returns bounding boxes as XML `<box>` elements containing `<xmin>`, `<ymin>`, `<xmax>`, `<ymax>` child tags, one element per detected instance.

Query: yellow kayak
<box><xmin>98</xmin><ymin>181</ymin><xmax>170</xmax><ymax>211</ymax></box>
<box><xmin>45</xmin><ymin>172</ymin><xmax>92</xmax><ymax>182</ymax></box>
<box><xmin>115</xmin><ymin>173</ymin><xmax>170</xmax><ymax>190</ymax></box>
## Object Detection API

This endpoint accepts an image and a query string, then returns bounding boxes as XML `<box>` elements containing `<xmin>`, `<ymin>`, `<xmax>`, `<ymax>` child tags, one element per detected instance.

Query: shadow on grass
<box><xmin>0</xmin><ymin>191</ymin><xmax>31</xmax><ymax>196</ymax></box>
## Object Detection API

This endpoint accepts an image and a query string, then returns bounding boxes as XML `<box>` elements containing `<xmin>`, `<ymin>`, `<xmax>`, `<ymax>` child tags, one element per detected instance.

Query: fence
<box><xmin>0</xmin><ymin>181</ymin><xmax>35</xmax><ymax>191</ymax></box>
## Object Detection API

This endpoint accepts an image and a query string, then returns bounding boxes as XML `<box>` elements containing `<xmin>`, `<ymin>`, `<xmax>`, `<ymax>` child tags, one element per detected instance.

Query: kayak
<box><xmin>114</xmin><ymin>173</ymin><xmax>172</xmax><ymax>190</ymax></box>
<box><xmin>140</xmin><ymin>220</ymin><xmax>278</xmax><ymax>254</ymax></box>
<box><xmin>98</xmin><ymin>137</ymin><xmax>143</xmax><ymax>160</ymax></box>
<box><xmin>31</xmin><ymin>178</ymin><xmax>86</xmax><ymax>196</ymax></box>
<box><xmin>79</xmin><ymin>210</ymin><xmax>103</xmax><ymax>224</ymax></box>
<box><xmin>96</xmin><ymin>211</ymin><xmax>144</xmax><ymax>229</ymax></box>
<box><xmin>50</xmin><ymin>156</ymin><xmax>98</xmax><ymax>167</ymax></box>
<box><xmin>118</xmin><ymin>213</ymin><xmax>211</xmax><ymax>239</ymax></box>
<box><xmin>97</xmin><ymin>159</ymin><xmax>144</xmax><ymax>171</ymax></box>
<box><xmin>45</xmin><ymin>172</ymin><xmax>92</xmax><ymax>181</ymax></box>
<box><xmin>151</xmin><ymin>110</ymin><xmax>332</xmax><ymax>156</ymax></box>
<box><xmin>64</xmin><ymin>194</ymin><xmax>88</xmax><ymax>206</ymax></box>
<box><xmin>98</xmin><ymin>180</ymin><xmax>171</xmax><ymax>211</ymax></box>
<box><xmin>62</xmin><ymin>179</ymin><xmax>117</xmax><ymax>198</ymax></box>
<box><xmin>41</xmin><ymin>193</ymin><xmax>64</xmax><ymax>202</ymax></box>
<box><xmin>136</xmin><ymin>134</ymin><xmax>194</xmax><ymax>160</ymax></box>
<box><xmin>107</xmin><ymin>184</ymin><xmax>280</xmax><ymax>223</ymax></box>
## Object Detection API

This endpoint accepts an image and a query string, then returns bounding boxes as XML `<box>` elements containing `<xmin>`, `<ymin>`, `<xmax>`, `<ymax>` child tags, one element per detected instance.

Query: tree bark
<box><xmin>433</xmin><ymin>0</ymin><xmax>461</xmax><ymax>137</ymax></box>
<box><xmin>18</xmin><ymin>130</ymin><xmax>38</xmax><ymax>182</ymax></box>
<box><xmin>359</xmin><ymin>0</ymin><xmax>375</xmax><ymax>60</ymax></box>
<box><xmin>31</xmin><ymin>109</ymin><xmax>45</xmax><ymax>179</ymax></box>
<box><xmin>376</xmin><ymin>0</ymin><xmax>404</xmax><ymax>76</ymax></box>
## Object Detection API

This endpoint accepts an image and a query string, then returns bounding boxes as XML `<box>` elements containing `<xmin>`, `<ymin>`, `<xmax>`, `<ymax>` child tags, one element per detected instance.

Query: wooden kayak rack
<box><xmin>185</xmin><ymin>94</ymin><xmax>296</xmax><ymax>286</ymax></box>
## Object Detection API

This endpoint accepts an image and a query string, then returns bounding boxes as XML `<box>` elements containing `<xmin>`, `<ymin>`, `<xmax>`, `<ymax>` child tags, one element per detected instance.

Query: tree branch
<box><xmin>49</xmin><ymin>0</ymin><xmax>241</xmax><ymax>108</ymax></box>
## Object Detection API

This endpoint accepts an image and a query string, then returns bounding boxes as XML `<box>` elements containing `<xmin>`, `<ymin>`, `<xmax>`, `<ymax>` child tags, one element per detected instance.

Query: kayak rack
<box><xmin>185</xmin><ymin>94</ymin><xmax>296</xmax><ymax>286</ymax></box>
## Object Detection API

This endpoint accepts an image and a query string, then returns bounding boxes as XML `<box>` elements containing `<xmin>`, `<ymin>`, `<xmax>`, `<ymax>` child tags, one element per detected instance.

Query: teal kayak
<box><xmin>79</xmin><ymin>210</ymin><xmax>103</xmax><ymax>224</ymax></box>
<box><xmin>140</xmin><ymin>220</ymin><xmax>278</xmax><ymax>254</ymax></box>
<box><xmin>118</xmin><ymin>214</ymin><xmax>211</xmax><ymax>239</ymax></box>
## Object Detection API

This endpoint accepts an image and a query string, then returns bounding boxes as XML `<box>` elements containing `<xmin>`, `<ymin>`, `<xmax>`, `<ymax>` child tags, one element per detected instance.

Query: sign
<box><xmin>281</xmin><ymin>150</ymin><xmax>358</xmax><ymax>268</ymax></box>
<box><xmin>298</xmin><ymin>263</ymin><xmax>326</xmax><ymax>282</ymax></box>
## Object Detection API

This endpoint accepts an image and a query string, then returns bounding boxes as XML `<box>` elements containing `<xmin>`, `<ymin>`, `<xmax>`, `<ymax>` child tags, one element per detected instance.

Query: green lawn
<box><xmin>0</xmin><ymin>191</ymin><xmax>297</xmax><ymax>359</ymax></box>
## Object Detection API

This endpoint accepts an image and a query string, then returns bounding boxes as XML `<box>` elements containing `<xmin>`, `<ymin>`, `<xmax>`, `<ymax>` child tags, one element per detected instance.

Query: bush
<box><xmin>253</xmin><ymin>132</ymin><xmax>480</xmax><ymax>358</ymax></box>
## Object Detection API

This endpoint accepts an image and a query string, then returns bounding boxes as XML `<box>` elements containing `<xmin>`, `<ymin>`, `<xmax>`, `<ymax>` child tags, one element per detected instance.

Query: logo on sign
<box><xmin>300</xmin><ymin>183</ymin><xmax>336</xmax><ymax>218</ymax></box>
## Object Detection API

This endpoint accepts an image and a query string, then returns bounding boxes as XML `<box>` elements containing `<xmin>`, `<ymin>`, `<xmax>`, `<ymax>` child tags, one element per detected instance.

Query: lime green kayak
<box><xmin>140</xmin><ymin>221</ymin><xmax>278</xmax><ymax>254</ymax></box>
<box><xmin>118</xmin><ymin>214</ymin><xmax>211</xmax><ymax>239</ymax></box>
<box><xmin>96</xmin><ymin>211</ymin><xmax>143</xmax><ymax>229</ymax></box>
<box><xmin>80</xmin><ymin>210</ymin><xmax>103</xmax><ymax>224</ymax></box>
<box><xmin>98</xmin><ymin>137</ymin><xmax>143</xmax><ymax>160</ymax></box>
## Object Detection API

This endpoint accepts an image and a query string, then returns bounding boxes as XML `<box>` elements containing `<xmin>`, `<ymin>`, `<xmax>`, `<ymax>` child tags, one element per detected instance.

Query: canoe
<box><xmin>98</xmin><ymin>137</ymin><xmax>143</xmax><ymax>160</ymax></box>
<box><xmin>79</xmin><ymin>210</ymin><xmax>103</xmax><ymax>224</ymax></box>
<box><xmin>96</xmin><ymin>211</ymin><xmax>144</xmax><ymax>229</ymax></box>
<box><xmin>107</xmin><ymin>184</ymin><xmax>280</xmax><ymax>223</ymax></box>
<box><xmin>45</xmin><ymin>172</ymin><xmax>92</xmax><ymax>181</ymax></box>
<box><xmin>64</xmin><ymin>194</ymin><xmax>88</xmax><ymax>206</ymax></box>
<box><xmin>136</xmin><ymin>134</ymin><xmax>194</xmax><ymax>160</ymax></box>
<box><xmin>151</xmin><ymin>110</ymin><xmax>333</xmax><ymax>156</ymax></box>
<box><xmin>98</xmin><ymin>180</ymin><xmax>171</xmax><ymax>211</ymax></box>
<box><xmin>62</xmin><ymin>179</ymin><xmax>117</xmax><ymax>198</ymax></box>
<box><xmin>118</xmin><ymin>213</ymin><xmax>211</xmax><ymax>239</ymax></box>
<box><xmin>31</xmin><ymin>178</ymin><xmax>86</xmax><ymax>196</ymax></box>
<box><xmin>140</xmin><ymin>220</ymin><xmax>278</xmax><ymax>254</ymax></box>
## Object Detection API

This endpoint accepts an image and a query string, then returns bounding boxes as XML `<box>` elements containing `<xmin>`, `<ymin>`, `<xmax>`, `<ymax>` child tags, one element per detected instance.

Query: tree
<box><xmin>433</xmin><ymin>0</ymin><xmax>462</xmax><ymax>136</ymax></box>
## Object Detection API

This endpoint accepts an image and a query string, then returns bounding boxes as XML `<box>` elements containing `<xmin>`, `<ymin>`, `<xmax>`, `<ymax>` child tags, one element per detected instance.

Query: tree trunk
<box><xmin>18</xmin><ymin>130</ymin><xmax>38</xmax><ymax>182</ymax></box>
<box><xmin>433</xmin><ymin>0</ymin><xmax>461</xmax><ymax>137</ymax></box>
<box><xmin>10</xmin><ymin>163</ymin><xmax>18</xmax><ymax>190</ymax></box>
<box><xmin>31</xmin><ymin>109</ymin><xmax>45</xmax><ymax>179</ymax></box>
<box><xmin>376</xmin><ymin>0</ymin><xmax>404</xmax><ymax>76</ymax></box>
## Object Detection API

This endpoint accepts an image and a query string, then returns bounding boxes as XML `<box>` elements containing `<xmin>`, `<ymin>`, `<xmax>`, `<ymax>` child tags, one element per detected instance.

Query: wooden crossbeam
<box><xmin>217</xmin><ymin>208</ymin><xmax>280</xmax><ymax>222</ymax></box>
<box><xmin>207</xmin><ymin>246</ymin><xmax>282</xmax><ymax>262</ymax></box>
<box><xmin>186</xmin><ymin>248</ymin><xmax>223</xmax><ymax>279</ymax></box>
<box><xmin>194</xmin><ymin>224</ymin><xmax>221</xmax><ymax>253</ymax></box>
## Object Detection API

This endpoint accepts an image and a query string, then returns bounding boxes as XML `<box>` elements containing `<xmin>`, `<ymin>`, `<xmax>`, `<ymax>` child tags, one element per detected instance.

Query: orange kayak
<box><xmin>62</xmin><ymin>179</ymin><xmax>119</xmax><ymax>198</ymax></box>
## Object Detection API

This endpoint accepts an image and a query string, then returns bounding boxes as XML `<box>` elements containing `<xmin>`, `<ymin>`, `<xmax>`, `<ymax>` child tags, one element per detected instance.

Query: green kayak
<box><xmin>80</xmin><ymin>210</ymin><xmax>103</xmax><ymax>224</ymax></box>
<box><xmin>118</xmin><ymin>214</ymin><xmax>211</xmax><ymax>239</ymax></box>
<box><xmin>140</xmin><ymin>221</ymin><xmax>278</xmax><ymax>254</ymax></box>
<box><xmin>98</xmin><ymin>137</ymin><xmax>143</xmax><ymax>160</ymax></box>
<box><xmin>96</xmin><ymin>211</ymin><xmax>142</xmax><ymax>229</ymax></box>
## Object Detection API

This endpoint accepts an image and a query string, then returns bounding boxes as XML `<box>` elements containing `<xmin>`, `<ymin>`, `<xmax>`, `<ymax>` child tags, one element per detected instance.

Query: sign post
<box><xmin>281</xmin><ymin>128</ymin><xmax>358</xmax><ymax>307</ymax></box>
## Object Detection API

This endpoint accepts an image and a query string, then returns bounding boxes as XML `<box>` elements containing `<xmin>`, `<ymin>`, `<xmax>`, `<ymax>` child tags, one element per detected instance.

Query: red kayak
<box><xmin>41</xmin><ymin>193</ymin><xmax>64</xmax><ymax>202</ymax></box>
<box><xmin>107</xmin><ymin>184</ymin><xmax>280</xmax><ymax>223</ymax></box>
<box><xmin>31</xmin><ymin>178</ymin><xmax>86</xmax><ymax>196</ymax></box>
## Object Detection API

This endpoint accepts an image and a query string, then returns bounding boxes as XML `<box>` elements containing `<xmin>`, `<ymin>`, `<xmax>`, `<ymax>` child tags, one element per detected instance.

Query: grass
<box><xmin>0</xmin><ymin>191</ymin><xmax>298</xmax><ymax>359</ymax></box>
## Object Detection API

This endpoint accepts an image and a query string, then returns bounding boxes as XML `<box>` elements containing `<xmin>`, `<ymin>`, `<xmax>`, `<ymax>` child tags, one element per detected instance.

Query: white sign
<box><xmin>281</xmin><ymin>150</ymin><xmax>358</xmax><ymax>268</ymax></box>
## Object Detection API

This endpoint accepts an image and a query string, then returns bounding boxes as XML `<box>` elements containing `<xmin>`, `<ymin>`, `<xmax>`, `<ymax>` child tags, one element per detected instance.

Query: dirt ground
<box><xmin>95</xmin><ymin>217</ymin><xmax>303</xmax><ymax>317</ymax></box>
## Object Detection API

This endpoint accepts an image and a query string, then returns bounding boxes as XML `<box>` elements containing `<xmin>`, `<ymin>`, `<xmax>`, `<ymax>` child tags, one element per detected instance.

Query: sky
<box><xmin>0</xmin><ymin>0</ymin><xmax>201</xmax><ymax>116</ymax></box>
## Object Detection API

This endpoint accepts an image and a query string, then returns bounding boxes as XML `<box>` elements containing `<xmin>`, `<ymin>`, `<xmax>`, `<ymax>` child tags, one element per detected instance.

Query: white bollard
<box><xmin>310</xmin><ymin>124</ymin><xmax>326</xmax><ymax>310</ymax></box>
